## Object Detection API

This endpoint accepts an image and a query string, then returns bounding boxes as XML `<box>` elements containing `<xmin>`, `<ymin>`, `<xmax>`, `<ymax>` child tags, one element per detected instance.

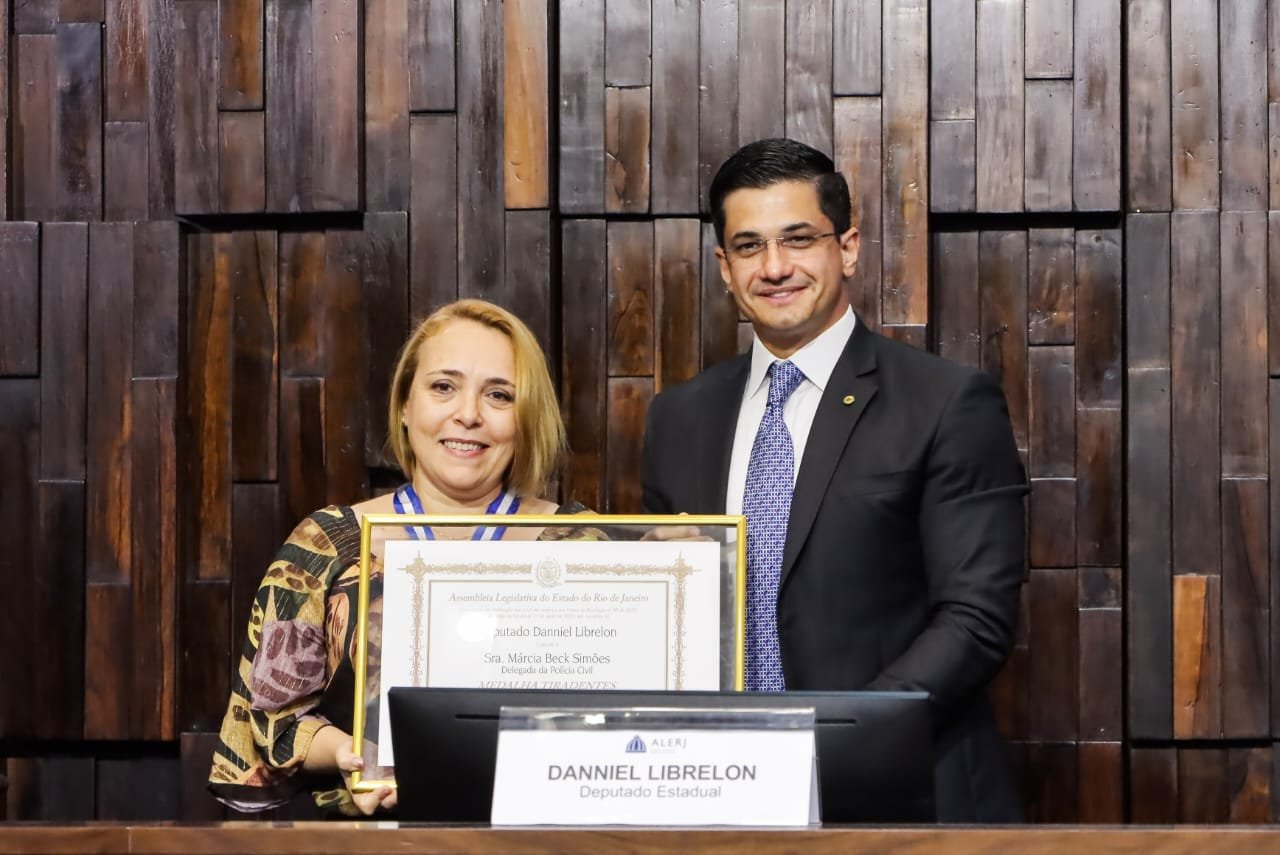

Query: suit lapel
<box><xmin>780</xmin><ymin>323</ymin><xmax>879</xmax><ymax>582</ymax></box>
<box><xmin>700</xmin><ymin>355</ymin><xmax>750</xmax><ymax>514</ymax></box>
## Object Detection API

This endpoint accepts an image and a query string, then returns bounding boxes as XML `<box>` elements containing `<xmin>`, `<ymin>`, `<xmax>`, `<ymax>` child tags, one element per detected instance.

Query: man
<box><xmin>642</xmin><ymin>138</ymin><xmax>1026</xmax><ymax>821</ymax></box>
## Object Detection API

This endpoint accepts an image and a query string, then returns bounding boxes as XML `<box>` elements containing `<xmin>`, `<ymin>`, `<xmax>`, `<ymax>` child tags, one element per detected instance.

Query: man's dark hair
<box><xmin>709</xmin><ymin>138</ymin><xmax>852</xmax><ymax>247</ymax></box>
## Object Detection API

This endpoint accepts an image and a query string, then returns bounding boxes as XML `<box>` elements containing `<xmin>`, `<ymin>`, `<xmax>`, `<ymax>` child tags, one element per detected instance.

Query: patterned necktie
<box><xmin>744</xmin><ymin>359</ymin><xmax>806</xmax><ymax>691</ymax></box>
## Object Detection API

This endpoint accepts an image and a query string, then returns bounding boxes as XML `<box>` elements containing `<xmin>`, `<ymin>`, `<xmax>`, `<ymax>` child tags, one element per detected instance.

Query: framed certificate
<box><xmin>349</xmin><ymin>513</ymin><xmax>746</xmax><ymax>792</ymax></box>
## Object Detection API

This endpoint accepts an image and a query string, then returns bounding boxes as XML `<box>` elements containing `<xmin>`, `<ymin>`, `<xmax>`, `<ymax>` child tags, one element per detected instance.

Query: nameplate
<box><xmin>490</xmin><ymin>724</ymin><xmax>818</xmax><ymax>826</ymax></box>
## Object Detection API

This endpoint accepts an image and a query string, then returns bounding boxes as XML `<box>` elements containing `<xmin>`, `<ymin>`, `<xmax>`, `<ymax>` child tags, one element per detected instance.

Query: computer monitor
<box><xmin>387</xmin><ymin>687</ymin><xmax>935</xmax><ymax>824</ymax></box>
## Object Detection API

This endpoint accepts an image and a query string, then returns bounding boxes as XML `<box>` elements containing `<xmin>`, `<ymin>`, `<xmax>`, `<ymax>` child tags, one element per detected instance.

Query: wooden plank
<box><xmin>606</xmin><ymin>221</ymin><xmax>655</xmax><ymax>377</ymax></box>
<box><xmin>265</xmin><ymin>0</ymin><xmax>313</xmax><ymax>212</ymax></box>
<box><xmin>698</xmin><ymin>0</ymin><xmax>738</xmax><ymax>214</ymax></box>
<box><xmin>1220</xmin><ymin>478</ymin><xmax>1269</xmax><ymax>738</ymax></box>
<box><xmin>186</xmin><ymin>232</ymin><xmax>233</xmax><ymax>582</ymax></box>
<box><xmin>561</xmin><ymin>220</ymin><xmax>607</xmax><ymax>511</ymax></box>
<box><xmin>1272</xmin><ymin>104</ymin><xmax>1280</xmax><ymax>211</ymax></box>
<box><xmin>132</xmin><ymin>220</ymin><xmax>180</xmax><ymax>378</ymax></box>
<box><xmin>1271</xmin><ymin>213</ymin><xmax>1280</xmax><ymax>376</ymax></box>
<box><xmin>1028</xmin><ymin>227</ymin><xmax>1074</xmax><ymax>345</ymax></box>
<box><xmin>1178</xmin><ymin>748</ymin><xmax>1230</xmax><ymax>822</ymax></box>
<box><xmin>0</xmin><ymin>3</ymin><xmax>6</xmax><ymax>221</ymax></box>
<box><xmin>104</xmin><ymin>121</ymin><xmax>149</xmax><ymax>220</ymax></box>
<box><xmin>147</xmin><ymin>0</ymin><xmax>175</xmax><ymax>217</ymax></box>
<box><xmin>178</xmin><ymin>580</ymin><xmax>231</xmax><ymax>731</ymax></box>
<box><xmin>654</xmin><ymin>219</ymin><xmax>701</xmax><ymax>391</ymax></box>
<box><xmin>1076</xmin><ymin>229</ymin><xmax>1121</xmax><ymax>407</ymax></box>
<box><xmin>975</xmin><ymin>0</ymin><xmax>1024</xmax><ymax>212</ymax></box>
<box><xmin>979</xmin><ymin>230</ymin><xmax>1029</xmax><ymax>452</ymax></box>
<box><xmin>784</xmin><ymin>0</ymin><xmax>833</xmax><ymax>154</ymax></box>
<box><xmin>931</xmin><ymin>231</ymin><xmax>979</xmax><ymax>367</ymax></box>
<box><xmin>106</xmin><ymin>0</ymin><xmax>148</xmax><ymax>121</ymax></box>
<box><xmin>1170</xmin><ymin>211</ymin><xmax>1220</xmax><ymax>576</ymax></box>
<box><xmin>1126</xmin><ymin>213</ymin><xmax>1170</xmax><ymax>369</ymax></box>
<box><xmin>34</xmin><ymin>481</ymin><xmax>86</xmax><ymax>739</ymax></box>
<box><xmin>1274</xmin><ymin>380</ymin><xmax>1280</xmax><ymax>738</ymax></box>
<box><xmin>58</xmin><ymin>0</ymin><xmax>103</xmax><ymax>22</ymax></box>
<box><xmin>1079</xmin><ymin>564</ymin><xmax>1121</xmax><ymax>609</ymax></box>
<box><xmin>278</xmin><ymin>377</ymin><xmax>327</xmax><ymax>532</ymax></box>
<box><xmin>504</xmin><ymin>0</ymin><xmax>549</xmax><ymax>209</ymax></box>
<box><xmin>1173</xmin><ymin>574</ymin><xmax>1222</xmax><ymax>739</ymax></box>
<box><xmin>365</xmin><ymin>0</ymin><xmax>410</xmax><ymax>212</ymax></box>
<box><xmin>929</xmin><ymin>0</ymin><xmax>974</xmax><ymax>119</ymax></box>
<box><xmin>1078</xmin><ymin>742</ymin><xmax>1123</xmax><ymax>822</ymax></box>
<box><xmin>881</xmin><ymin>324</ymin><xmax>927</xmax><ymax>350</ymax></box>
<box><xmin>1170</xmin><ymin>0</ymin><xmax>1219</xmax><ymax>209</ymax></box>
<box><xmin>457</xmin><ymin>0</ymin><xmax>505</xmax><ymax>294</ymax></box>
<box><xmin>1220</xmin><ymin>0</ymin><xmax>1267</xmax><ymax>210</ymax></box>
<box><xmin>83</xmin><ymin>582</ymin><xmax>131</xmax><ymax>737</ymax></box>
<box><xmin>14</xmin><ymin>35</ymin><xmax>56</xmax><ymax>220</ymax></box>
<box><xmin>1077</xmin><ymin>406</ymin><xmax>1121</xmax><ymax>566</ymax></box>
<box><xmin>361</xmin><ymin>213</ymin><xmax>410</xmax><ymax>467</ymax></box>
<box><xmin>834</xmin><ymin>97</ymin><xmax>883</xmax><ymax>331</ymax></box>
<box><xmin>0</xmin><ymin>380</ymin><xmax>39</xmax><ymax>738</ymax></box>
<box><xmin>700</xmin><ymin>222</ymin><xmax>738</xmax><ymax>368</ymax></box>
<box><xmin>1228</xmin><ymin>747</ymin><xmax>1272</xmax><ymax>822</ymax></box>
<box><xmin>834</xmin><ymin>0</ymin><xmax>880</xmax><ymax>96</ymax></box>
<box><xmin>279</xmin><ymin>231</ymin><xmax>327</xmax><ymax>376</ymax></box>
<box><xmin>322</xmin><ymin>230</ymin><xmax>368</xmax><ymax>505</ymax></box>
<box><xmin>39</xmin><ymin>224</ymin><xmax>88</xmax><ymax>480</ymax></box>
<box><xmin>218</xmin><ymin>110</ymin><xmax>266</xmax><ymax>212</ymax></box>
<box><xmin>606</xmin><ymin>378</ymin><xmax>653</xmax><ymax>513</ymax></box>
<box><xmin>15</xmin><ymin>0</ymin><xmax>56</xmax><ymax>32</ymax></box>
<box><xmin>3</xmin><ymin>758</ymin><xmax>98</xmax><ymax>820</ymax></box>
<box><xmin>1024</xmin><ymin>80</ymin><xmax>1072</xmax><ymax>212</ymax></box>
<box><xmin>1220</xmin><ymin>212</ymin><xmax>1267</xmax><ymax>476</ymax></box>
<box><xmin>97</xmin><ymin>757</ymin><xmax>181</xmax><ymax>820</ymax></box>
<box><xmin>230</xmin><ymin>232</ymin><xmax>278</xmax><ymax>481</ymax></box>
<box><xmin>218</xmin><ymin>0</ymin><xmax>263</xmax><ymax>109</ymax></box>
<box><xmin>930</xmin><ymin>119</ymin><xmax>976</xmax><ymax>213</ymax></box>
<box><xmin>1130</xmin><ymin>747</ymin><xmax>1178</xmax><ymax>822</ymax></box>
<box><xmin>312</xmin><ymin>0</ymin><xmax>359</xmax><ymax>210</ymax></box>
<box><xmin>1027</xmin><ymin>743</ymin><xmax>1078</xmax><ymax>822</ymax></box>
<box><xmin>1026</xmin><ymin>0</ymin><xmax>1072</xmax><ymax>78</ymax></box>
<box><xmin>559</xmin><ymin>0</ymin><xmax>605</xmax><ymax>213</ymax></box>
<box><xmin>736</xmin><ymin>0</ymin><xmax>784</xmax><ymax>144</ymax></box>
<box><xmin>409</xmin><ymin>115</ymin><xmax>458</xmax><ymax>320</ymax></box>
<box><xmin>1126</xmin><ymin>0</ymin><xmax>1172</xmax><ymax>212</ymax></box>
<box><xmin>503</xmin><ymin>209</ymin><xmax>553</xmax><ymax>353</ymax></box>
<box><xmin>409</xmin><ymin>0</ymin><xmax>454</xmax><ymax>111</ymax></box>
<box><xmin>605</xmin><ymin>86</ymin><xmax>650</xmax><ymax>213</ymax></box>
<box><xmin>1028</xmin><ymin>346</ymin><xmax>1074</xmax><ymax>477</ymax></box>
<box><xmin>173</xmin><ymin>2</ymin><xmax>217</xmax><ymax>214</ymax></box>
<box><xmin>1028</xmin><ymin>477</ymin><xmax>1076</xmax><ymax>568</ymax></box>
<box><xmin>229</xmin><ymin>483</ymin><xmax>283</xmax><ymax>680</ymax></box>
<box><xmin>882</xmin><ymin>0</ymin><xmax>928</xmax><ymax>321</ymax></box>
<box><xmin>1028</xmin><ymin>568</ymin><xmax>1079</xmax><ymax>740</ymax></box>
<box><xmin>650</xmin><ymin>0</ymin><xmax>698</xmax><ymax>213</ymax></box>
<box><xmin>0</xmin><ymin>224</ymin><xmax>40</xmax><ymax>377</ymax></box>
<box><xmin>54</xmin><ymin>22</ymin><xmax>102</xmax><ymax>220</ymax></box>
<box><xmin>86</xmin><ymin>223</ymin><xmax>133</xmax><ymax>586</ymax></box>
<box><xmin>605</xmin><ymin>0</ymin><xmax>649</xmax><ymax>86</ymax></box>
<box><xmin>129</xmin><ymin>377</ymin><xmax>177</xmax><ymax>739</ymax></box>
<box><xmin>1073</xmin><ymin>0</ymin><xmax>1121</xmax><ymax>210</ymax></box>
<box><xmin>1079</xmin><ymin>605</ymin><xmax>1123</xmax><ymax>740</ymax></box>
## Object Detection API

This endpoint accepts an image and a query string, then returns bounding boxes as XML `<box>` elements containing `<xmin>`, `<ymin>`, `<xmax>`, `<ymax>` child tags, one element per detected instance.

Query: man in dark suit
<box><xmin>642</xmin><ymin>138</ymin><xmax>1026</xmax><ymax>821</ymax></box>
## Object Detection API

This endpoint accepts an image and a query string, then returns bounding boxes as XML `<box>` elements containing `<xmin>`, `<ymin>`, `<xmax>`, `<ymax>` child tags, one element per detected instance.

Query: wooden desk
<box><xmin>2</xmin><ymin>824</ymin><xmax>1280</xmax><ymax>855</ymax></box>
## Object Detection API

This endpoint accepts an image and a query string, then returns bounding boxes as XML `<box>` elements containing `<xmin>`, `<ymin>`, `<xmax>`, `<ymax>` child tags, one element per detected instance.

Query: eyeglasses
<box><xmin>726</xmin><ymin>232</ymin><xmax>837</xmax><ymax>263</ymax></box>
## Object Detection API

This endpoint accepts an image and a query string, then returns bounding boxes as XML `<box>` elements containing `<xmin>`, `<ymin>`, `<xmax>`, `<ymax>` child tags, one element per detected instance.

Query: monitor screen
<box><xmin>388</xmin><ymin>687</ymin><xmax>935</xmax><ymax>824</ymax></box>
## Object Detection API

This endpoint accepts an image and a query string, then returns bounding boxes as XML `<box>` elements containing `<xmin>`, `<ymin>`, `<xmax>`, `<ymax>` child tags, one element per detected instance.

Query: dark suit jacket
<box><xmin>642</xmin><ymin>319</ymin><xmax>1027</xmax><ymax>822</ymax></box>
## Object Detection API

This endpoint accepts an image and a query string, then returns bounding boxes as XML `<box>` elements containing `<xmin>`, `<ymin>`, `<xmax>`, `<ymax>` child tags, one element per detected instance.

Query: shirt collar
<box><xmin>745</xmin><ymin>308</ymin><xmax>857</xmax><ymax>400</ymax></box>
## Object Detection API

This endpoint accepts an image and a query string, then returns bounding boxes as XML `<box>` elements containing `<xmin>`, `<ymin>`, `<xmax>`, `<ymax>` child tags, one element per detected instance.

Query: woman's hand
<box><xmin>335</xmin><ymin>740</ymin><xmax>398</xmax><ymax>815</ymax></box>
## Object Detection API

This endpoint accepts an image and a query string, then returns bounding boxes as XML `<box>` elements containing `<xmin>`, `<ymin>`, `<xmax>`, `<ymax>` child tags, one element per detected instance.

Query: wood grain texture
<box><xmin>930</xmin><ymin>119</ymin><xmax>976</xmax><ymax>213</ymax></box>
<box><xmin>14</xmin><ymin>0</ymin><xmax>56</xmax><ymax>32</ymax></box>
<box><xmin>975</xmin><ymin>0</ymin><xmax>1024</xmax><ymax>212</ymax></box>
<box><xmin>931</xmin><ymin>231</ymin><xmax>979</xmax><ymax>367</ymax></box>
<box><xmin>218</xmin><ymin>0</ymin><xmax>262</xmax><ymax>109</ymax></box>
<box><xmin>1170</xmin><ymin>211</ymin><xmax>1220</xmax><ymax>576</ymax></box>
<box><xmin>1227</xmin><ymin>747</ymin><xmax>1272</xmax><ymax>822</ymax></box>
<box><xmin>1173</xmin><ymin>574</ymin><xmax>1222</xmax><ymax>739</ymax></box>
<box><xmin>1028</xmin><ymin>477</ymin><xmax>1075</xmax><ymax>568</ymax></box>
<box><xmin>0</xmin><ymin>224</ymin><xmax>40</xmax><ymax>376</ymax></box>
<box><xmin>14</xmin><ymin>35</ymin><xmax>56</xmax><ymax>220</ymax></box>
<box><xmin>654</xmin><ymin>219</ymin><xmax>702</xmax><ymax>391</ymax></box>
<box><xmin>39</xmin><ymin>223</ymin><xmax>88</xmax><ymax>480</ymax></box>
<box><xmin>1219</xmin><ymin>212</ymin><xmax>1267</xmax><ymax>477</ymax></box>
<box><xmin>1130</xmin><ymin>747</ymin><xmax>1178</xmax><ymax>822</ymax></box>
<box><xmin>311</xmin><ymin>0</ymin><xmax>359</xmax><ymax>211</ymax></box>
<box><xmin>1028</xmin><ymin>346</ymin><xmax>1074</xmax><ymax>477</ymax></box>
<box><xmin>650</xmin><ymin>0</ymin><xmax>699</xmax><ymax>213</ymax></box>
<box><xmin>1126</xmin><ymin>0</ymin><xmax>1172</xmax><ymax>211</ymax></box>
<box><xmin>1125</xmin><ymin>213</ymin><xmax>1169</xmax><ymax>364</ymax></box>
<box><xmin>364</xmin><ymin>0</ymin><xmax>410</xmax><ymax>213</ymax></box>
<box><xmin>1028</xmin><ymin>228</ymin><xmax>1074</xmax><ymax>345</ymax></box>
<box><xmin>605</xmin><ymin>377</ymin><xmax>653</xmax><ymax>513</ymax></box>
<box><xmin>1024</xmin><ymin>80</ymin><xmax>1072</xmax><ymax>211</ymax></box>
<box><xmin>54</xmin><ymin>22</ymin><xmax>102</xmax><ymax>220</ymax></box>
<box><xmin>1220</xmin><ymin>478</ymin><xmax>1269</xmax><ymax>738</ymax></box>
<box><xmin>834</xmin><ymin>97</ymin><xmax>883</xmax><ymax>330</ymax></box>
<box><xmin>559</xmin><ymin>0</ymin><xmax>605</xmax><ymax>214</ymax></box>
<box><xmin>737</xmin><ymin>0</ymin><xmax>784</xmax><ymax>144</ymax></box>
<box><xmin>561</xmin><ymin>220</ymin><xmax>607</xmax><ymax>511</ymax></box>
<box><xmin>361</xmin><ymin>213</ymin><xmax>410</xmax><ymax>467</ymax></box>
<box><xmin>0</xmin><ymin>1</ymin><xmax>6</xmax><ymax>221</ymax></box>
<box><xmin>0</xmin><ymin>380</ymin><xmax>39</xmax><ymax>737</ymax></box>
<box><xmin>83</xmin><ymin>582</ymin><xmax>130</xmax><ymax>738</ymax></box>
<box><xmin>881</xmin><ymin>0</ymin><xmax>928</xmax><ymax>322</ymax></box>
<box><xmin>1219</xmin><ymin>0</ymin><xmax>1267</xmax><ymax>210</ymax></box>
<box><xmin>785</xmin><ymin>0</ymin><xmax>833</xmax><ymax>154</ymax></box>
<box><xmin>1273</xmin><ymin>379</ymin><xmax>1280</xmax><ymax>738</ymax></box>
<box><xmin>322</xmin><ymin>230</ymin><xmax>368</xmax><ymax>505</ymax></box>
<box><xmin>229</xmin><ymin>483</ymin><xmax>283</xmax><ymax>678</ymax></box>
<box><xmin>605</xmin><ymin>0</ymin><xmax>649</xmax><ymax>86</ymax></box>
<box><xmin>1027</xmin><ymin>742</ymin><xmax>1078</xmax><ymax>821</ymax></box>
<box><xmin>229</xmin><ymin>231</ymin><xmax>278</xmax><ymax>481</ymax></box>
<box><xmin>698</xmin><ymin>0</ymin><xmax>738</xmax><ymax>214</ymax></box>
<box><xmin>132</xmin><ymin>220</ymin><xmax>180</xmax><ymax>378</ymax></box>
<box><xmin>174</xmin><ymin>2</ymin><xmax>217</xmax><ymax>214</ymax></box>
<box><xmin>278</xmin><ymin>232</ymin><xmax>326</xmax><ymax>376</ymax></box>
<box><xmin>147</xmin><ymin>0</ymin><xmax>175</xmax><ymax>217</ymax></box>
<box><xmin>834</xmin><ymin>0</ymin><xmax>880</xmax><ymax>96</ymax></box>
<box><xmin>218</xmin><ymin>111</ymin><xmax>266</xmax><ymax>212</ymax></box>
<box><xmin>278</xmin><ymin>376</ymin><xmax>327</xmax><ymax>534</ymax></box>
<box><xmin>1077</xmin><ymin>406</ymin><xmax>1121</xmax><ymax>567</ymax></box>
<box><xmin>503</xmin><ymin>209</ymin><xmax>553</xmax><ymax>354</ymax></box>
<box><xmin>1028</xmin><ymin>568</ymin><xmax>1079</xmax><ymax>740</ymax></box>
<box><xmin>457</xmin><ymin>0</ymin><xmax>505</xmax><ymax>297</ymax></box>
<box><xmin>266</xmin><ymin>0</ymin><xmax>313</xmax><ymax>211</ymax></box>
<box><xmin>1026</xmin><ymin>0</ymin><xmax>1072</xmax><ymax>78</ymax></box>
<box><xmin>1075</xmin><ymin>229</ymin><xmax>1121</xmax><ymax>407</ymax></box>
<box><xmin>104</xmin><ymin>121</ymin><xmax>150</xmax><ymax>220</ymax></box>
<box><xmin>1073</xmin><ymin>0</ymin><xmax>1121</xmax><ymax>210</ymax></box>
<box><xmin>408</xmin><ymin>0</ymin><xmax>454</xmax><ymax>111</ymax></box>
<box><xmin>1271</xmin><ymin>213</ymin><xmax>1280</xmax><ymax>376</ymax></box>
<box><xmin>979</xmin><ymin>230</ymin><xmax>1029</xmax><ymax>451</ymax></box>
<box><xmin>1170</xmin><ymin>0</ymin><xmax>1219</xmax><ymax>209</ymax></box>
<box><xmin>1179</xmin><ymin>748</ymin><xmax>1230</xmax><ymax>822</ymax></box>
<box><xmin>409</xmin><ymin>115</ymin><xmax>458</xmax><ymax>319</ymax></box>
<box><xmin>1272</xmin><ymin>104</ymin><xmax>1280</xmax><ymax>210</ymax></box>
<box><xmin>606</xmin><ymin>221</ymin><xmax>655</xmax><ymax>377</ymax></box>
<box><xmin>504</xmin><ymin>0</ymin><xmax>549</xmax><ymax>209</ymax></box>
<box><xmin>1079</xmin><ymin>604</ymin><xmax>1123</xmax><ymax>741</ymax></box>
<box><xmin>605</xmin><ymin>87</ymin><xmax>650</xmax><ymax>213</ymax></box>
<box><xmin>106</xmin><ymin>0</ymin><xmax>148</xmax><ymax>121</ymax></box>
<box><xmin>929</xmin><ymin>0</ymin><xmax>974</xmax><ymax>118</ymax></box>
<box><xmin>1078</xmin><ymin>742</ymin><xmax>1123</xmax><ymax>822</ymax></box>
<box><xmin>33</xmin><ymin>481</ymin><xmax>86</xmax><ymax>739</ymax></box>
<box><xmin>58</xmin><ymin>0</ymin><xmax>103</xmax><ymax>22</ymax></box>
<box><xmin>700</xmin><ymin>221</ymin><xmax>739</xmax><ymax>368</ymax></box>
<box><xmin>178</xmin><ymin>580</ymin><xmax>231</xmax><ymax>731</ymax></box>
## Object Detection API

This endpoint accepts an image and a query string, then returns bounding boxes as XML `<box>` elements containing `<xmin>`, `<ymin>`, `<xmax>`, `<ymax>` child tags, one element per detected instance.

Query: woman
<box><xmin>209</xmin><ymin>299</ymin><xmax>597</xmax><ymax>815</ymax></box>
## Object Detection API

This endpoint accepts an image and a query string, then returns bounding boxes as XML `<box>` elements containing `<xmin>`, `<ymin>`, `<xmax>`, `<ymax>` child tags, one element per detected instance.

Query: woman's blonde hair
<box><xmin>386</xmin><ymin>299</ymin><xmax>566</xmax><ymax>499</ymax></box>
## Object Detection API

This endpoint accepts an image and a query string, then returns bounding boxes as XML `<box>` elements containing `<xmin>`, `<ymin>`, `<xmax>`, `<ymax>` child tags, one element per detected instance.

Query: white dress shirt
<box><xmin>725</xmin><ymin>308</ymin><xmax>858</xmax><ymax>516</ymax></box>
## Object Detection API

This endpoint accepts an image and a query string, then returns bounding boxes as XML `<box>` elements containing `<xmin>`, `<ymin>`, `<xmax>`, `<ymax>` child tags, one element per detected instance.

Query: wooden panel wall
<box><xmin>1</xmin><ymin>0</ymin><xmax>1277</xmax><ymax>825</ymax></box>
